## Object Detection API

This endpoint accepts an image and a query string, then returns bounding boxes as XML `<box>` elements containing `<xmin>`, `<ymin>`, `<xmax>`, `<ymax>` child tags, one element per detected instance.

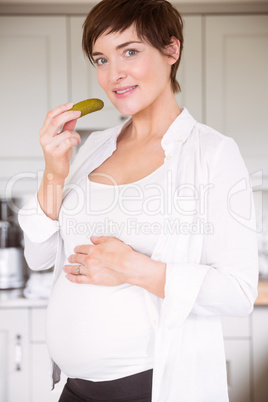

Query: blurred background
<box><xmin>0</xmin><ymin>0</ymin><xmax>268</xmax><ymax>401</ymax></box>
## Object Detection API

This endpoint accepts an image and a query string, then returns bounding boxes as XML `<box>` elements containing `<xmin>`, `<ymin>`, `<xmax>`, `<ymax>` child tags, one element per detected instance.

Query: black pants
<box><xmin>58</xmin><ymin>369</ymin><xmax>153</xmax><ymax>402</ymax></box>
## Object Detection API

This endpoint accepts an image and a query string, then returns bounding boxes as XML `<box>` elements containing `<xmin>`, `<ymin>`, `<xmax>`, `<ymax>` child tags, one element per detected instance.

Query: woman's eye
<box><xmin>94</xmin><ymin>58</ymin><xmax>107</xmax><ymax>66</ymax></box>
<box><xmin>125</xmin><ymin>49</ymin><xmax>137</xmax><ymax>57</ymax></box>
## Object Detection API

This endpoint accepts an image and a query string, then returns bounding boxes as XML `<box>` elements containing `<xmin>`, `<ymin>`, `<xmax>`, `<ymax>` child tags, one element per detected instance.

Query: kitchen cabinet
<box><xmin>0</xmin><ymin>306</ymin><xmax>66</xmax><ymax>402</ymax></box>
<box><xmin>70</xmin><ymin>15</ymin><xmax>203</xmax><ymax>131</ymax></box>
<box><xmin>175</xmin><ymin>15</ymin><xmax>203</xmax><ymax>122</ymax></box>
<box><xmin>0</xmin><ymin>302</ymin><xmax>267</xmax><ymax>401</ymax></box>
<box><xmin>30</xmin><ymin>308</ymin><xmax>67</xmax><ymax>402</ymax></box>
<box><xmin>1</xmin><ymin>13</ymin><xmax>267</xmax><ymax>196</ymax></box>
<box><xmin>0</xmin><ymin>16</ymin><xmax>68</xmax><ymax>195</ymax></box>
<box><xmin>221</xmin><ymin>315</ymin><xmax>252</xmax><ymax>402</ymax></box>
<box><xmin>0</xmin><ymin>9</ymin><xmax>267</xmax><ymax>402</ymax></box>
<box><xmin>221</xmin><ymin>307</ymin><xmax>268</xmax><ymax>402</ymax></box>
<box><xmin>224</xmin><ymin>339</ymin><xmax>251</xmax><ymax>402</ymax></box>
<box><xmin>205</xmin><ymin>15</ymin><xmax>268</xmax><ymax>177</ymax></box>
<box><xmin>0</xmin><ymin>309</ymin><xmax>30</xmax><ymax>401</ymax></box>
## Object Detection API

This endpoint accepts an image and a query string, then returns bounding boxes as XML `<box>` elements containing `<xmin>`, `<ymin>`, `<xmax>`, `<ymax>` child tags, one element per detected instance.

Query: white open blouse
<box><xmin>18</xmin><ymin>108</ymin><xmax>259</xmax><ymax>402</ymax></box>
<box><xmin>46</xmin><ymin>164</ymin><xmax>167</xmax><ymax>381</ymax></box>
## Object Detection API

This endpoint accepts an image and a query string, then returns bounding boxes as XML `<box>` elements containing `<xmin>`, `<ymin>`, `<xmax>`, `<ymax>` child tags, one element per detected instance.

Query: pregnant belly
<box><xmin>46</xmin><ymin>272</ymin><xmax>155</xmax><ymax>380</ymax></box>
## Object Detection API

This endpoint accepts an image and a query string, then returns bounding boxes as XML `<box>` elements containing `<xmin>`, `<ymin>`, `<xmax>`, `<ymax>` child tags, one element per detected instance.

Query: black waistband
<box><xmin>66</xmin><ymin>369</ymin><xmax>153</xmax><ymax>401</ymax></box>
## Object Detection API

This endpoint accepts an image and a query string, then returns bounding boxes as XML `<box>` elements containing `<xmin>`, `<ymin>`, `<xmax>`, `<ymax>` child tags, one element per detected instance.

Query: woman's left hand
<box><xmin>64</xmin><ymin>235</ymin><xmax>167</xmax><ymax>298</ymax></box>
<box><xmin>63</xmin><ymin>236</ymin><xmax>134</xmax><ymax>286</ymax></box>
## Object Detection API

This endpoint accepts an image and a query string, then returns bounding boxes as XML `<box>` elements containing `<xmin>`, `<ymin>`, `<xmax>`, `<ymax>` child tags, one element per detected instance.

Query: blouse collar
<box><xmin>110</xmin><ymin>107</ymin><xmax>196</xmax><ymax>148</ymax></box>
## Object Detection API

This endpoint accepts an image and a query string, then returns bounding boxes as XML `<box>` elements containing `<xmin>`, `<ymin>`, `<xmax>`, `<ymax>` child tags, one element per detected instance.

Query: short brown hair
<box><xmin>82</xmin><ymin>0</ymin><xmax>184</xmax><ymax>93</ymax></box>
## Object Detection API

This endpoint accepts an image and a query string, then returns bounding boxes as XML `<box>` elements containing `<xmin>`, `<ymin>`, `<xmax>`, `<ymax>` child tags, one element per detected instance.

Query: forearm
<box><xmin>23</xmin><ymin>232</ymin><xmax>57</xmax><ymax>271</ymax></box>
<box><xmin>18</xmin><ymin>193</ymin><xmax>60</xmax><ymax>271</ymax></box>
<box><xmin>125</xmin><ymin>250</ymin><xmax>167</xmax><ymax>298</ymax></box>
<box><xmin>37</xmin><ymin>171</ymin><xmax>64</xmax><ymax>221</ymax></box>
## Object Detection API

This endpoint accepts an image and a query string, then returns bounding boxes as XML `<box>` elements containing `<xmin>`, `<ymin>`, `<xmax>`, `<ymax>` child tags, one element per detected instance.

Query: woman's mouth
<box><xmin>113</xmin><ymin>85</ymin><xmax>138</xmax><ymax>97</ymax></box>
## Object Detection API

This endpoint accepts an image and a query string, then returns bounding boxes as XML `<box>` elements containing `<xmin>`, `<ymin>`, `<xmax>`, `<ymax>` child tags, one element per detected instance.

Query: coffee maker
<box><xmin>0</xmin><ymin>197</ymin><xmax>28</xmax><ymax>289</ymax></box>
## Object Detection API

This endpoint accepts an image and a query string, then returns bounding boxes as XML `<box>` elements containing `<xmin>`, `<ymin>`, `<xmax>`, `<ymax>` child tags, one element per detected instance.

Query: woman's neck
<box><xmin>129</xmin><ymin>91</ymin><xmax>181</xmax><ymax>142</ymax></box>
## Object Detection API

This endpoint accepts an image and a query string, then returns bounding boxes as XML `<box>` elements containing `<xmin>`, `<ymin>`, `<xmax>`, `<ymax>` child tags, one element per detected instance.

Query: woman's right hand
<box><xmin>39</xmin><ymin>102</ymin><xmax>82</xmax><ymax>181</ymax></box>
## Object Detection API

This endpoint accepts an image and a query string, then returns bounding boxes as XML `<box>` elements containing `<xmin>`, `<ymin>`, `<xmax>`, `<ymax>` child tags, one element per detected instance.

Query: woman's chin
<box><xmin>109</xmin><ymin>97</ymin><xmax>142</xmax><ymax>118</ymax></box>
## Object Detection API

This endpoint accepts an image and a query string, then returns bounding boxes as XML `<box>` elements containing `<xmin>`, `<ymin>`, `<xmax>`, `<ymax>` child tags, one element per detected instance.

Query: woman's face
<box><xmin>92</xmin><ymin>25</ymin><xmax>175</xmax><ymax>117</ymax></box>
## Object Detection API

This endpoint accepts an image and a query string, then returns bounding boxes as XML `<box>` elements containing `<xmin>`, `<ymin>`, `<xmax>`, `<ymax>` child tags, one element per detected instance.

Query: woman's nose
<box><xmin>109</xmin><ymin>60</ymin><xmax>127</xmax><ymax>83</ymax></box>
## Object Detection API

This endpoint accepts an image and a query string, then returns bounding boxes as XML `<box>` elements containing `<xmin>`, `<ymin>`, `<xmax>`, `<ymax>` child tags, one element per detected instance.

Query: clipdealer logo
<box><xmin>63</xmin><ymin>216</ymin><xmax>214</xmax><ymax>238</ymax></box>
<box><xmin>5</xmin><ymin>169</ymin><xmax>263</xmax><ymax>233</ymax></box>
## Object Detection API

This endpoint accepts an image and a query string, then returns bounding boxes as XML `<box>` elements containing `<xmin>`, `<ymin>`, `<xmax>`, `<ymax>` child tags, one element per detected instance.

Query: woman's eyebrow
<box><xmin>116</xmin><ymin>40</ymin><xmax>143</xmax><ymax>50</ymax></box>
<box><xmin>92</xmin><ymin>41</ymin><xmax>142</xmax><ymax>57</ymax></box>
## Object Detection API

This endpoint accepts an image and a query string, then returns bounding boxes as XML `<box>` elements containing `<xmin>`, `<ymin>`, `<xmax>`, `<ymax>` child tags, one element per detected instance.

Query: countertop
<box><xmin>1</xmin><ymin>280</ymin><xmax>268</xmax><ymax>308</ymax></box>
<box><xmin>0</xmin><ymin>288</ymin><xmax>48</xmax><ymax>308</ymax></box>
<box><xmin>0</xmin><ymin>297</ymin><xmax>48</xmax><ymax>308</ymax></box>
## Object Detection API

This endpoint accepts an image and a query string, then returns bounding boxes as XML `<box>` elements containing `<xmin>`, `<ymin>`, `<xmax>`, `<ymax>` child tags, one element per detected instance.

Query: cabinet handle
<box><xmin>15</xmin><ymin>334</ymin><xmax>22</xmax><ymax>371</ymax></box>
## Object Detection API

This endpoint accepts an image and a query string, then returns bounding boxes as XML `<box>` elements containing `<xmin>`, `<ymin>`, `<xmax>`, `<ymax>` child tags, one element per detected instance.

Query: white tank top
<box><xmin>46</xmin><ymin>163</ymin><xmax>166</xmax><ymax>381</ymax></box>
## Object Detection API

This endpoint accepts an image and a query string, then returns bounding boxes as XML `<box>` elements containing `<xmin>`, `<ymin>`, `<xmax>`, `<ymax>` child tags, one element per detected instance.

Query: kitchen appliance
<box><xmin>0</xmin><ymin>197</ymin><xmax>28</xmax><ymax>289</ymax></box>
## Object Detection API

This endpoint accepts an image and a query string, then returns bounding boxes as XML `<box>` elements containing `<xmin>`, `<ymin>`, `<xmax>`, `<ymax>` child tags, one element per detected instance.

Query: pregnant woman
<box><xmin>18</xmin><ymin>0</ymin><xmax>258</xmax><ymax>401</ymax></box>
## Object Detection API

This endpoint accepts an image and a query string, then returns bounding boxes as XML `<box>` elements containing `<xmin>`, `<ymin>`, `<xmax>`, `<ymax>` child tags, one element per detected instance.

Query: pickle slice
<box><xmin>71</xmin><ymin>98</ymin><xmax>104</xmax><ymax>118</ymax></box>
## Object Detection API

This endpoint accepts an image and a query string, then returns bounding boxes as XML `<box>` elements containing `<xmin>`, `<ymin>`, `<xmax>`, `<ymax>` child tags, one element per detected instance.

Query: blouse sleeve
<box><xmin>18</xmin><ymin>192</ymin><xmax>59</xmax><ymax>271</ymax></box>
<box><xmin>162</xmin><ymin>137</ymin><xmax>259</xmax><ymax>327</ymax></box>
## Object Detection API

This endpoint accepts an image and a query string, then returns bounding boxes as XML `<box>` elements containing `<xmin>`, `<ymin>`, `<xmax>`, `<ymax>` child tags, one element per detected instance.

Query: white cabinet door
<box><xmin>30</xmin><ymin>307</ymin><xmax>67</xmax><ymax>402</ymax></box>
<box><xmin>205</xmin><ymin>15</ymin><xmax>268</xmax><ymax>176</ymax></box>
<box><xmin>224</xmin><ymin>339</ymin><xmax>251</xmax><ymax>402</ymax></box>
<box><xmin>221</xmin><ymin>315</ymin><xmax>251</xmax><ymax>338</ymax></box>
<box><xmin>0</xmin><ymin>16</ymin><xmax>68</xmax><ymax>194</ymax></box>
<box><xmin>222</xmin><ymin>315</ymin><xmax>252</xmax><ymax>402</ymax></box>
<box><xmin>0</xmin><ymin>309</ymin><xmax>30</xmax><ymax>402</ymax></box>
<box><xmin>176</xmin><ymin>15</ymin><xmax>203</xmax><ymax>122</ymax></box>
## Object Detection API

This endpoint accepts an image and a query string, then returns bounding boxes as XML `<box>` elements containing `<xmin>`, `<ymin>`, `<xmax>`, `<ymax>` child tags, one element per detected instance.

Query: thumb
<box><xmin>62</xmin><ymin>119</ymin><xmax>78</xmax><ymax>132</ymax></box>
<box><xmin>90</xmin><ymin>235</ymin><xmax>104</xmax><ymax>244</ymax></box>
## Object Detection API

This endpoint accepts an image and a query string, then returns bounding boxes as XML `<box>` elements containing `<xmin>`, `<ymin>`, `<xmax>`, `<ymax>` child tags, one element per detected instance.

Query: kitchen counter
<box><xmin>0</xmin><ymin>288</ymin><xmax>48</xmax><ymax>308</ymax></box>
<box><xmin>1</xmin><ymin>279</ymin><xmax>268</xmax><ymax>308</ymax></box>
<box><xmin>0</xmin><ymin>296</ymin><xmax>48</xmax><ymax>308</ymax></box>
<box><xmin>0</xmin><ymin>271</ymin><xmax>53</xmax><ymax>308</ymax></box>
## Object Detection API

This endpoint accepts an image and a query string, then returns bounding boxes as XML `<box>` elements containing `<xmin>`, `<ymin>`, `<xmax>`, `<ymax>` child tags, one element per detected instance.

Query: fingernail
<box><xmin>65</xmin><ymin>102</ymin><xmax>73</xmax><ymax>108</ymax></box>
<box><xmin>73</xmin><ymin>110</ymin><xmax>81</xmax><ymax>116</ymax></box>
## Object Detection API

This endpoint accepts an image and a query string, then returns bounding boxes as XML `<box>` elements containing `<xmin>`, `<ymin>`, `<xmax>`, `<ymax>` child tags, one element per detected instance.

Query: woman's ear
<box><xmin>166</xmin><ymin>37</ymin><xmax>180</xmax><ymax>65</ymax></box>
